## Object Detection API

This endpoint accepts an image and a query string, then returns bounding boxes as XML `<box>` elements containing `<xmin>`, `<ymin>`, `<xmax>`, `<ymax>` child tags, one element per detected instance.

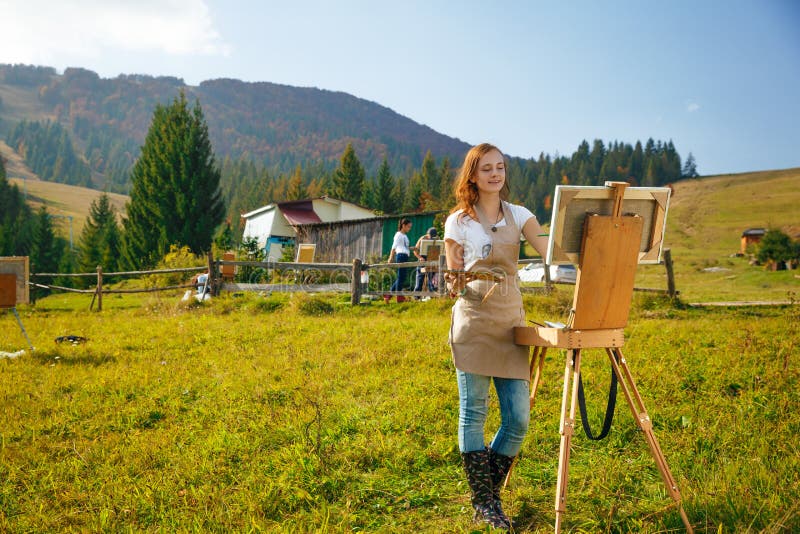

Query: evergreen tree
<box><xmin>121</xmin><ymin>92</ymin><xmax>225</xmax><ymax>269</ymax></box>
<box><xmin>30</xmin><ymin>207</ymin><xmax>61</xmax><ymax>274</ymax></box>
<box><xmin>375</xmin><ymin>156</ymin><xmax>396</xmax><ymax>214</ymax></box>
<box><xmin>287</xmin><ymin>164</ymin><xmax>305</xmax><ymax>200</ymax></box>
<box><xmin>420</xmin><ymin>150</ymin><xmax>439</xmax><ymax>194</ymax></box>
<box><xmin>214</xmin><ymin>221</ymin><xmax>235</xmax><ymax>252</ymax></box>
<box><xmin>79</xmin><ymin>193</ymin><xmax>121</xmax><ymax>275</ymax></box>
<box><xmin>682</xmin><ymin>152</ymin><xmax>699</xmax><ymax>178</ymax></box>
<box><xmin>403</xmin><ymin>172</ymin><xmax>425</xmax><ymax>213</ymax></box>
<box><xmin>331</xmin><ymin>143</ymin><xmax>365</xmax><ymax>204</ymax></box>
<box><xmin>0</xmin><ymin>170</ymin><xmax>35</xmax><ymax>256</ymax></box>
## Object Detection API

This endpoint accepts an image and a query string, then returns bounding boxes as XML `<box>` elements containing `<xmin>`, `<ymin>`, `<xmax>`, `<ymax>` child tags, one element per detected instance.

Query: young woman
<box><xmin>444</xmin><ymin>143</ymin><xmax>548</xmax><ymax>529</ymax></box>
<box><xmin>387</xmin><ymin>217</ymin><xmax>412</xmax><ymax>302</ymax></box>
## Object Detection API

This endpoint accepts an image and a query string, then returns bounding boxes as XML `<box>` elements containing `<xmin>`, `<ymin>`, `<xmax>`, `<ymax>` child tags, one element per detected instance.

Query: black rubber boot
<box><xmin>488</xmin><ymin>447</ymin><xmax>516</xmax><ymax>528</ymax></box>
<box><xmin>461</xmin><ymin>449</ymin><xmax>511</xmax><ymax>530</ymax></box>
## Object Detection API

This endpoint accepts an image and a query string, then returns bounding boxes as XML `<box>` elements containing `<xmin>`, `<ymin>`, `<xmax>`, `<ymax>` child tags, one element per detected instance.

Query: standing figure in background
<box><xmin>444</xmin><ymin>143</ymin><xmax>548</xmax><ymax>529</ymax></box>
<box><xmin>412</xmin><ymin>226</ymin><xmax>439</xmax><ymax>293</ymax></box>
<box><xmin>386</xmin><ymin>217</ymin><xmax>412</xmax><ymax>303</ymax></box>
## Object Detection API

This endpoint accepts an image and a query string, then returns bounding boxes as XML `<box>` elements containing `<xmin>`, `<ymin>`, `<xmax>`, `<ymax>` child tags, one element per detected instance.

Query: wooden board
<box><xmin>514</xmin><ymin>326</ymin><xmax>624</xmax><ymax>348</ymax></box>
<box><xmin>570</xmin><ymin>215</ymin><xmax>642</xmax><ymax>329</ymax></box>
<box><xmin>295</xmin><ymin>243</ymin><xmax>316</xmax><ymax>263</ymax></box>
<box><xmin>0</xmin><ymin>257</ymin><xmax>29</xmax><ymax>305</ymax></box>
<box><xmin>0</xmin><ymin>274</ymin><xmax>16</xmax><ymax>308</ymax></box>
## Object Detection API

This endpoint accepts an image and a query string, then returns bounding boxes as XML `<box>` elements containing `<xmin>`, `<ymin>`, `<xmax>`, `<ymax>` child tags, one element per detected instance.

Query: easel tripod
<box><xmin>514</xmin><ymin>183</ymin><xmax>693</xmax><ymax>533</ymax></box>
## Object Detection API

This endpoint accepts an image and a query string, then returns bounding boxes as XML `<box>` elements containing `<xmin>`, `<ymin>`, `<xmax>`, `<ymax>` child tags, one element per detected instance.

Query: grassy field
<box><xmin>4</xmin><ymin>173</ymin><xmax>128</xmax><ymax>236</ymax></box>
<box><xmin>1</xmin><ymin>290</ymin><xmax>798</xmax><ymax>532</ymax></box>
<box><xmin>636</xmin><ymin>168</ymin><xmax>800</xmax><ymax>303</ymax></box>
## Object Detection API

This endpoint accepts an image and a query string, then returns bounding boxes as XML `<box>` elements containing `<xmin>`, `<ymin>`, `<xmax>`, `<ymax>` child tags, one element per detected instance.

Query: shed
<box><xmin>741</xmin><ymin>228</ymin><xmax>766</xmax><ymax>254</ymax></box>
<box><xmin>294</xmin><ymin>211</ymin><xmax>441</xmax><ymax>263</ymax></box>
<box><xmin>241</xmin><ymin>197</ymin><xmax>375</xmax><ymax>260</ymax></box>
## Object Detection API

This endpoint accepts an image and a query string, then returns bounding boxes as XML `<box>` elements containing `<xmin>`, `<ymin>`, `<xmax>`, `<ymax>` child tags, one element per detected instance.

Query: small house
<box><xmin>241</xmin><ymin>197</ymin><xmax>376</xmax><ymax>260</ymax></box>
<box><xmin>741</xmin><ymin>228</ymin><xmax>766</xmax><ymax>254</ymax></box>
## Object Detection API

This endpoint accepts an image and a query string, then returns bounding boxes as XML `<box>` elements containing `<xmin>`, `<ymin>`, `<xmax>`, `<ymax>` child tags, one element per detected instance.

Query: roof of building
<box><xmin>278</xmin><ymin>200</ymin><xmax>323</xmax><ymax>225</ymax></box>
<box><xmin>742</xmin><ymin>228</ymin><xmax>767</xmax><ymax>237</ymax></box>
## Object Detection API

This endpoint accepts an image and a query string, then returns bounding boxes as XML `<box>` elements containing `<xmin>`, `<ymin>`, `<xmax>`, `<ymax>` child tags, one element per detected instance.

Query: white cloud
<box><xmin>687</xmin><ymin>102</ymin><xmax>701</xmax><ymax>112</ymax></box>
<box><xmin>0</xmin><ymin>0</ymin><xmax>230</xmax><ymax>65</ymax></box>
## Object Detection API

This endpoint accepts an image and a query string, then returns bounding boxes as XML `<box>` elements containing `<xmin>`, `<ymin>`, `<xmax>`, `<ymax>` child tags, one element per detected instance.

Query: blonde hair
<box><xmin>451</xmin><ymin>143</ymin><xmax>510</xmax><ymax>221</ymax></box>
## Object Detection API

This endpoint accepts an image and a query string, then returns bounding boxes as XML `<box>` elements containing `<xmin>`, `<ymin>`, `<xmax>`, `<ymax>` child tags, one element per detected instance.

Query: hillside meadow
<box><xmin>633</xmin><ymin>167</ymin><xmax>800</xmax><ymax>303</ymax></box>
<box><xmin>1</xmin><ymin>289</ymin><xmax>798</xmax><ymax>532</ymax></box>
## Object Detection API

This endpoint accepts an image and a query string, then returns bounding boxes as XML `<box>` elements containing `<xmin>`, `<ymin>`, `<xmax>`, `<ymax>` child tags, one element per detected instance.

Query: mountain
<box><xmin>0</xmin><ymin>63</ymin><xmax>471</xmax><ymax>192</ymax></box>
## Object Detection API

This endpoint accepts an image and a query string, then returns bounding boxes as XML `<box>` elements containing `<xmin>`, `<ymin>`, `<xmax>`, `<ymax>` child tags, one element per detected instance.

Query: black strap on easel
<box><xmin>577</xmin><ymin>352</ymin><xmax>618</xmax><ymax>440</ymax></box>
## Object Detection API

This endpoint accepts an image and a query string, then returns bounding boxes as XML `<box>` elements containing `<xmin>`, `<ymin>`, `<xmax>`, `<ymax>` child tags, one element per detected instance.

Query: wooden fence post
<box><xmin>351</xmin><ymin>258</ymin><xmax>362</xmax><ymax>305</ymax></box>
<box><xmin>437</xmin><ymin>254</ymin><xmax>447</xmax><ymax>296</ymax></box>
<box><xmin>544</xmin><ymin>262</ymin><xmax>552</xmax><ymax>292</ymax></box>
<box><xmin>207</xmin><ymin>251</ymin><xmax>216</xmax><ymax>296</ymax></box>
<box><xmin>664</xmin><ymin>248</ymin><xmax>677</xmax><ymax>298</ymax></box>
<box><xmin>96</xmin><ymin>265</ymin><xmax>103</xmax><ymax>311</ymax></box>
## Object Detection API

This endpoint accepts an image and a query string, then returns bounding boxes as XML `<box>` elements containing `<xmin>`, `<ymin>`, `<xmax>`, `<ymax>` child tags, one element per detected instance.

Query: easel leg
<box><xmin>607</xmin><ymin>348</ymin><xmax>693</xmax><ymax>533</ymax></box>
<box><xmin>11</xmin><ymin>307</ymin><xmax>34</xmax><ymax>352</ymax></box>
<box><xmin>530</xmin><ymin>346</ymin><xmax>547</xmax><ymax>409</ymax></box>
<box><xmin>554</xmin><ymin>348</ymin><xmax>581</xmax><ymax>534</ymax></box>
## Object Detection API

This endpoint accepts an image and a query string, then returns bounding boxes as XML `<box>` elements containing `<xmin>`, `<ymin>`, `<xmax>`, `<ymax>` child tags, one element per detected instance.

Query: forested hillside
<box><xmin>1</xmin><ymin>63</ymin><xmax>696</xmax><ymax>246</ymax></box>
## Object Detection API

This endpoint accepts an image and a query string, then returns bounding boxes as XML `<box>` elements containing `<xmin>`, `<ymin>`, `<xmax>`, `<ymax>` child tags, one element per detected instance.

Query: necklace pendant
<box><xmin>491</xmin><ymin>226</ymin><xmax>497</xmax><ymax>232</ymax></box>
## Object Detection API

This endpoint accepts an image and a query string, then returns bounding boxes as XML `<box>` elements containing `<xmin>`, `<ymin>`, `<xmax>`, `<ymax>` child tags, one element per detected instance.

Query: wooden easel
<box><xmin>0</xmin><ymin>273</ymin><xmax>34</xmax><ymax>353</ymax></box>
<box><xmin>514</xmin><ymin>183</ymin><xmax>692</xmax><ymax>533</ymax></box>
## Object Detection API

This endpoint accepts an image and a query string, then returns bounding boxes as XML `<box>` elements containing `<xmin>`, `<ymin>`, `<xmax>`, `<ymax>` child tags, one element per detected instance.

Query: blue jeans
<box><xmin>456</xmin><ymin>369</ymin><xmax>530</xmax><ymax>457</ymax></box>
<box><xmin>390</xmin><ymin>253</ymin><xmax>409</xmax><ymax>291</ymax></box>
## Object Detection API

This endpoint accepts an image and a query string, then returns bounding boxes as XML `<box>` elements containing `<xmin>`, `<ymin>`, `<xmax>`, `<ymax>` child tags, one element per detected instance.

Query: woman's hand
<box><xmin>445</xmin><ymin>271</ymin><xmax>467</xmax><ymax>298</ymax></box>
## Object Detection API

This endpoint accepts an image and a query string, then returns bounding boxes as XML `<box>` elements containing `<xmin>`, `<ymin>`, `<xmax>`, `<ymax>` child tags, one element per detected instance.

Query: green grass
<box><xmin>2</xmin><ymin>290</ymin><xmax>798</xmax><ymax>532</ymax></box>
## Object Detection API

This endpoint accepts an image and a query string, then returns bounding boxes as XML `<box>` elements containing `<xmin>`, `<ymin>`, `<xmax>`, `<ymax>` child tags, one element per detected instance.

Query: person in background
<box><xmin>386</xmin><ymin>217</ymin><xmax>412</xmax><ymax>303</ymax></box>
<box><xmin>443</xmin><ymin>143</ymin><xmax>548</xmax><ymax>529</ymax></box>
<box><xmin>412</xmin><ymin>226</ymin><xmax>439</xmax><ymax>293</ymax></box>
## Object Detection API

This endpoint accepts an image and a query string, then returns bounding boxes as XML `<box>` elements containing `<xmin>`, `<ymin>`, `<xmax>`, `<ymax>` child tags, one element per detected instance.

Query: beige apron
<box><xmin>449</xmin><ymin>201</ymin><xmax>529</xmax><ymax>380</ymax></box>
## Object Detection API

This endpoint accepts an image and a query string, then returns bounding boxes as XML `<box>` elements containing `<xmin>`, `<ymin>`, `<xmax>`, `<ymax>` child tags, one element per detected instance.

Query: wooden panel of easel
<box><xmin>570</xmin><ymin>215</ymin><xmax>643</xmax><ymax>330</ymax></box>
<box><xmin>0</xmin><ymin>274</ymin><xmax>16</xmax><ymax>308</ymax></box>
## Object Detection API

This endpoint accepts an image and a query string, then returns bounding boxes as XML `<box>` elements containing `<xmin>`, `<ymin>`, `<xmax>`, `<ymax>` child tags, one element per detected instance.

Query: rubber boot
<box><xmin>461</xmin><ymin>449</ymin><xmax>511</xmax><ymax>530</ymax></box>
<box><xmin>488</xmin><ymin>447</ymin><xmax>516</xmax><ymax>528</ymax></box>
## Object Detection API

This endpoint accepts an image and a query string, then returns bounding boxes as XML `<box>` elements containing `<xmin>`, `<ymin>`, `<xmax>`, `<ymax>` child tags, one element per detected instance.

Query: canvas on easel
<box><xmin>0</xmin><ymin>257</ymin><xmax>34</xmax><ymax>353</ymax></box>
<box><xmin>513</xmin><ymin>183</ymin><xmax>692</xmax><ymax>533</ymax></box>
<box><xmin>0</xmin><ymin>256</ymin><xmax>29</xmax><ymax>305</ymax></box>
<box><xmin>547</xmin><ymin>183</ymin><xmax>670</xmax><ymax>265</ymax></box>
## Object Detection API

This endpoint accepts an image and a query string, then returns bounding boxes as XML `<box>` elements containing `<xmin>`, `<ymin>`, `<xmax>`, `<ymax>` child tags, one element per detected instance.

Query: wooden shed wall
<box><xmin>295</xmin><ymin>220</ymin><xmax>384</xmax><ymax>263</ymax></box>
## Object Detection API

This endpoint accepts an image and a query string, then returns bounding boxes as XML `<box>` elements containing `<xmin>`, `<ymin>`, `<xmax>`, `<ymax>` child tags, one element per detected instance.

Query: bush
<box><xmin>143</xmin><ymin>245</ymin><xmax>205</xmax><ymax>287</ymax></box>
<box><xmin>756</xmin><ymin>229</ymin><xmax>798</xmax><ymax>267</ymax></box>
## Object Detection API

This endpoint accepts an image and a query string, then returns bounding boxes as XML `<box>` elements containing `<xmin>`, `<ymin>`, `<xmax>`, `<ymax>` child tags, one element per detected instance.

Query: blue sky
<box><xmin>3</xmin><ymin>0</ymin><xmax>799</xmax><ymax>176</ymax></box>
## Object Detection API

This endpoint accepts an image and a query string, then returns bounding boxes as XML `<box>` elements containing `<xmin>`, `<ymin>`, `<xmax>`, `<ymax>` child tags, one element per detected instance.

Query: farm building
<box><xmin>741</xmin><ymin>228</ymin><xmax>766</xmax><ymax>254</ymax></box>
<box><xmin>294</xmin><ymin>212</ymin><xmax>441</xmax><ymax>263</ymax></box>
<box><xmin>241</xmin><ymin>197</ymin><xmax>375</xmax><ymax>260</ymax></box>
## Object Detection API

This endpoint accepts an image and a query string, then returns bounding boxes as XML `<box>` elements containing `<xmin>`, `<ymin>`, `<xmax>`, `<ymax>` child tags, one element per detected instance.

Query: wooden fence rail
<box><xmin>25</xmin><ymin>248</ymin><xmax>677</xmax><ymax>309</ymax></box>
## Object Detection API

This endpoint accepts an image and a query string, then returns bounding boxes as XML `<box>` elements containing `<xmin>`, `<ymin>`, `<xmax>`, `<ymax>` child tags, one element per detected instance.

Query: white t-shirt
<box><xmin>444</xmin><ymin>203</ymin><xmax>535</xmax><ymax>270</ymax></box>
<box><xmin>391</xmin><ymin>231</ymin><xmax>410</xmax><ymax>255</ymax></box>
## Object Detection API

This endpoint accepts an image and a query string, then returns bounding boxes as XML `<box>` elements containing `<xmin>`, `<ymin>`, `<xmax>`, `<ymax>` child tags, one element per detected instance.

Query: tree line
<box><xmin>3</xmin><ymin>88</ymin><xmax>719</xmax><ymax>286</ymax></box>
<box><xmin>6</xmin><ymin>120</ymin><xmax>92</xmax><ymax>187</ymax></box>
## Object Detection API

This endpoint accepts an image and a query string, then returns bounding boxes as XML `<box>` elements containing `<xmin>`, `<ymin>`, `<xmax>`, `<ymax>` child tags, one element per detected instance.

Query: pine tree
<box><xmin>420</xmin><ymin>150</ymin><xmax>439</xmax><ymax>193</ymax></box>
<box><xmin>331</xmin><ymin>143</ymin><xmax>365</xmax><ymax>204</ymax></box>
<box><xmin>121</xmin><ymin>91</ymin><xmax>225</xmax><ymax>269</ymax></box>
<box><xmin>682</xmin><ymin>152</ymin><xmax>699</xmax><ymax>178</ymax></box>
<box><xmin>375</xmin><ymin>157</ymin><xmax>396</xmax><ymax>214</ymax></box>
<box><xmin>79</xmin><ymin>193</ymin><xmax>121</xmax><ymax>275</ymax></box>
<box><xmin>287</xmin><ymin>164</ymin><xmax>305</xmax><ymax>200</ymax></box>
<box><xmin>30</xmin><ymin>207</ymin><xmax>61</xmax><ymax>274</ymax></box>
